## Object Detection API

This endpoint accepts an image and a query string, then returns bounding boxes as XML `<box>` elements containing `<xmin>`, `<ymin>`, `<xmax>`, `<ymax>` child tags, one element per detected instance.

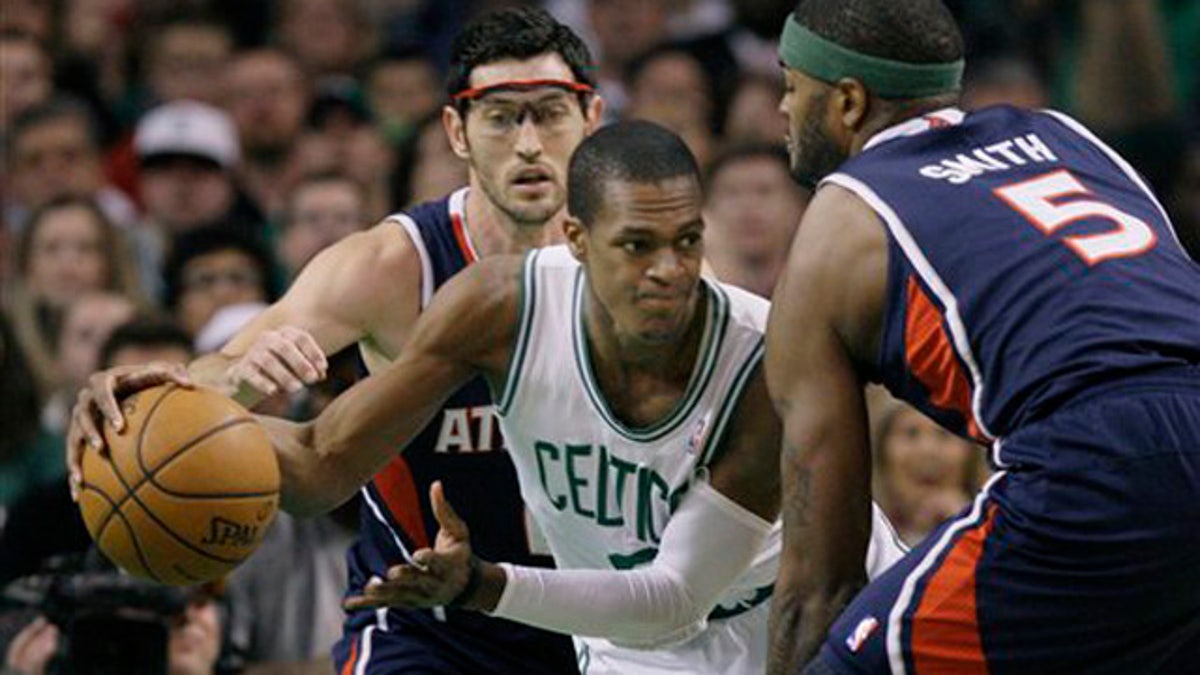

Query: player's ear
<box><xmin>583</xmin><ymin>95</ymin><xmax>605</xmax><ymax>135</ymax></box>
<box><xmin>443</xmin><ymin>105</ymin><xmax>470</xmax><ymax>160</ymax></box>
<box><xmin>564</xmin><ymin>216</ymin><xmax>588</xmax><ymax>262</ymax></box>
<box><xmin>833</xmin><ymin>78</ymin><xmax>869</xmax><ymax>133</ymax></box>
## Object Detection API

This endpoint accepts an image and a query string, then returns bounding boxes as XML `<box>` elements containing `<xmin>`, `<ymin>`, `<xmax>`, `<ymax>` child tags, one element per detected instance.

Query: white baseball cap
<box><xmin>134</xmin><ymin>100</ymin><xmax>240</xmax><ymax>169</ymax></box>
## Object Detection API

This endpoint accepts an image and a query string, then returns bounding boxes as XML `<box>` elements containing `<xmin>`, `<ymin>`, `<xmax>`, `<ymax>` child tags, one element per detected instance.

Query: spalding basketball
<box><xmin>78</xmin><ymin>384</ymin><xmax>280</xmax><ymax>585</ymax></box>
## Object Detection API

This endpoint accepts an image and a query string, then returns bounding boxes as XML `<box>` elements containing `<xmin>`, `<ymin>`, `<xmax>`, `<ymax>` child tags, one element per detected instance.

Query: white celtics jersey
<box><xmin>495</xmin><ymin>245</ymin><xmax>780</xmax><ymax>619</ymax></box>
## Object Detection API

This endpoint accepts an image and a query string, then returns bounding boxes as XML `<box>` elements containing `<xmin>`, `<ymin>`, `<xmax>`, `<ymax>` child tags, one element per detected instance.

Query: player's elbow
<box><xmin>277</xmin><ymin>421</ymin><xmax>352</xmax><ymax>517</ymax></box>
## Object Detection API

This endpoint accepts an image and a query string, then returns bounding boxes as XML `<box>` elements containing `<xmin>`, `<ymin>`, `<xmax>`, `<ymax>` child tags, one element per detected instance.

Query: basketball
<box><xmin>78</xmin><ymin>384</ymin><xmax>280</xmax><ymax>586</ymax></box>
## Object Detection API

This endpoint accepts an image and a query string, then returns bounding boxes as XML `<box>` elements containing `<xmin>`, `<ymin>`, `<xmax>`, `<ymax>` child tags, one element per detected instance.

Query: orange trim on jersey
<box><xmin>904</xmin><ymin>276</ymin><xmax>983</xmax><ymax>440</ymax></box>
<box><xmin>911</xmin><ymin>504</ymin><xmax>997</xmax><ymax>674</ymax></box>
<box><xmin>372</xmin><ymin>456</ymin><xmax>430</xmax><ymax>550</ymax></box>
<box><xmin>340</xmin><ymin>634</ymin><xmax>359</xmax><ymax>675</ymax></box>
<box><xmin>450</xmin><ymin>212</ymin><xmax>478</xmax><ymax>264</ymax></box>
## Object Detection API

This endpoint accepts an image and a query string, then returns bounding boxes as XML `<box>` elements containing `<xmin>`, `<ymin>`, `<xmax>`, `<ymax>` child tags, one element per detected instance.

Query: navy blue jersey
<box><xmin>338</xmin><ymin>189</ymin><xmax>577</xmax><ymax>674</ymax></box>
<box><xmin>828</xmin><ymin>106</ymin><xmax>1200</xmax><ymax>466</ymax></box>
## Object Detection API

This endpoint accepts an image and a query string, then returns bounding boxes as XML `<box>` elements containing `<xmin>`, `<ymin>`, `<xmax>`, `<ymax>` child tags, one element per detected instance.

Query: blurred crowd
<box><xmin>0</xmin><ymin>0</ymin><xmax>1196</xmax><ymax>671</ymax></box>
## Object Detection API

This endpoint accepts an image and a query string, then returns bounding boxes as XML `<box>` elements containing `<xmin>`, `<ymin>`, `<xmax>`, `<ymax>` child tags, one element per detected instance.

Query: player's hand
<box><xmin>5</xmin><ymin>616</ymin><xmax>60</xmax><ymax>675</ymax></box>
<box><xmin>224</xmin><ymin>326</ymin><xmax>327</xmax><ymax>397</ymax></box>
<box><xmin>344</xmin><ymin>481</ymin><xmax>480</xmax><ymax>611</ymax></box>
<box><xmin>66</xmin><ymin>362</ymin><xmax>192</xmax><ymax>502</ymax></box>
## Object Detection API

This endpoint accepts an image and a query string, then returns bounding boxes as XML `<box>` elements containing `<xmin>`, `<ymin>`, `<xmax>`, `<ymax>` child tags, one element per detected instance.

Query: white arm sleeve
<box><xmin>490</xmin><ymin>479</ymin><xmax>773</xmax><ymax>649</ymax></box>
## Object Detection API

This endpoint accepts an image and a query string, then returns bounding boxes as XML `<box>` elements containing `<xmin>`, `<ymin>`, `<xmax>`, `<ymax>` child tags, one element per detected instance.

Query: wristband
<box><xmin>448</xmin><ymin>556</ymin><xmax>483</xmax><ymax>608</ymax></box>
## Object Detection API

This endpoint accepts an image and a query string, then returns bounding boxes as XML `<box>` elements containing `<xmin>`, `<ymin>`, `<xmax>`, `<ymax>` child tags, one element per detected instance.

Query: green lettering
<box><xmin>608</xmin><ymin>546</ymin><xmax>658</xmax><ymax>570</ymax></box>
<box><xmin>534</xmin><ymin>441</ymin><xmax>566</xmax><ymax>510</ymax></box>
<box><xmin>596</xmin><ymin>445</ymin><xmax>623</xmax><ymax>527</ymax></box>
<box><xmin>636</xmin><ymin>468</ymin><xmax>671</xmax><ymax>544</ymax></box>
<box><xmin>565</xmin><ymin>444</ymin><xmax>594</xmax><ymax>518</ymax></box>
<box><xmin>609</xmin><ymin>454</ymin><xmax>637</xmax><ymax>514</ymax></box>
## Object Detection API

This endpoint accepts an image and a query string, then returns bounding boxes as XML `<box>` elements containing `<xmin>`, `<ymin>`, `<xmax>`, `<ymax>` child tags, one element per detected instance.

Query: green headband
<box><xmin>778</xmin><ymin>14</ymin><xmax>963</xmax><ymax>98</ymax></box>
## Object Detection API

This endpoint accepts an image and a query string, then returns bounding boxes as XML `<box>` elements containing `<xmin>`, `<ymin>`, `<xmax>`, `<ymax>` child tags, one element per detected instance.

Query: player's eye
<box><xmin>622</xmin><ymin>240</ymin><xmax>649</xmax><ymax>255</ymax></box>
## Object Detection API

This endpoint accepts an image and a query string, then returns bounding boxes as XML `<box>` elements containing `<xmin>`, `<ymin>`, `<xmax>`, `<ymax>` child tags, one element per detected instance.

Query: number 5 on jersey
<box><xmin>994</xmin><ymin>169</ymin><xmax>1157</xmax><ymax>265</ymax></box>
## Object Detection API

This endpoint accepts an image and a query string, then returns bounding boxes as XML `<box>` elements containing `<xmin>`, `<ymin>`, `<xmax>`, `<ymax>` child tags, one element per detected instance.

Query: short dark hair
<box><xmin>100</xmin><ymin>315</ymin><xmax>194</xmax><ymax>368</ymax></box>
<box><xmin>8</xmin><ymin>96</ymin><xmax>102</xmax><ymax>156</ymax></box>
<box><xmin>162</xmin><ymin>225</ymin><xmax>281</xmax><ymax>308</ymax></box>
<box><xmin>704</xmin><ymin>142</ymin><xmax>791</xmax><ymax>189</ymax></box>
<box><xmin>445</xmin><ymin>7</ymin><xmax>595</xmax><ymax>111</ymax></box>
<box><xmin>791</xmin><ymin>0</ymin><xmax>963</xmax><ymax>65</ymax></box>
<box><xmin>567</xmin><ymin>121</ymin><xmax>701</xmax><ymax>226</ymax></box>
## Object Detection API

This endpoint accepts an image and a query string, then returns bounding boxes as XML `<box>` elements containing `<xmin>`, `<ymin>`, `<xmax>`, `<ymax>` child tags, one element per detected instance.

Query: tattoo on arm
<box><xmin>783</xmin><ymin>442</ymin><xmax>813</xmax><ymax>530</ymax></box>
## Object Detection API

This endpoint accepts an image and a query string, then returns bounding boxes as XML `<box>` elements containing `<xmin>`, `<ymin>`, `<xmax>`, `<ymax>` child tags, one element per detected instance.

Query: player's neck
<box><xmin>463</xmin><ymin>186</ymin><xmax>567</xmax><ymax>257</ymax></box>
<box><xmin>582</xmin><ymin>288</ymin><xmax>708</xmax><ymax>428</ymax></box>
<box><xmin>584</xmin><ymin>287</ymin><xmax>707</xmax><ymax>376</ymax></box>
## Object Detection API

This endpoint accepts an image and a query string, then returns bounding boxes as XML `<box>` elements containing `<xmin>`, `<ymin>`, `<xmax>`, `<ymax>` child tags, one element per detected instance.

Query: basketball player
<box><xmin>764</xmin><ymin>1</ymin><xmax>1200</xmax><ymax>673</ymax></box>
<box><xmin>265</xmin><ymin>121</ymin><xmax>905</xmax><ymax>674</ymax></box>
<box><xmin>68</xmin><ymin>8</ymin><xmax>599</xmax><ymax>674</ymax></box>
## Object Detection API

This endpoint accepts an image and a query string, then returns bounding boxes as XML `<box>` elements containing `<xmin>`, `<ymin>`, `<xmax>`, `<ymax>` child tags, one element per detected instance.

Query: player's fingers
<box><xmin>230</xmin><ymin>364</ymin><xmax>281</xmax><ymax>397</ymax></box>
<box><xmin>267</xmin><ymin>339</ymin><xmax>324</xmax><ymax>385</ymax></box>
<box><xmin>281</xmin><ymin>327</ymin><xmax>328</xmax><ymax>379</ymax></box>
<box><xmin>119</xmin><ymin>362</ymin><xmax>193</xmax><ymax>393</ymax></box>
<box><xmin>430</xmin><ymin>481</ymin><xmax>469</xmax><ymax>541</ymax></box>
<box><xmin>91</xmin><ymin>371</ymin><xmax>127</xmax><ymax>432</ymax></box>
<box><xmin>250</xmin><ymin>351</ymin><xmax>306</xmax><ymax>393</ymax></box>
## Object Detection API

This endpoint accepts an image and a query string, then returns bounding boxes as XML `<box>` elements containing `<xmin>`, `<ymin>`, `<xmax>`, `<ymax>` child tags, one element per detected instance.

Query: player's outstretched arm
<box><xmin>64</xmin><ymin>221</ymin><xmax>423</xmax><ymax>500</ymax></box>
<box><xmin>192</xmin><ymin>220</ymin><xmax>424</xmax><ymax>405</ymax></box>
<box><xmin>764</xmin><ymin>185</ymin><xmax>888</xmax><ymax>674</ymax></box>
<box><xmin>262</xmin><ymin>255</ymin><xmax>524</xmax><ymax>517</ymax></box>
<box><xmin>350</xmin><ymin>367</ymin><xmax>783</xmax><ymax>647</ymax></box>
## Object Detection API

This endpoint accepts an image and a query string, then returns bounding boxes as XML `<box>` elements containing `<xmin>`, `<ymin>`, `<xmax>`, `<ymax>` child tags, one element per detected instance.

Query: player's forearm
<box><xmin>257</xmin><ymin>416</ymin><xmax>360</xmax><ymax>516</ymax></box>
<box><xmin>768</xmin><ymin>423</ymin><xmax>872</xmax><ymax>672</ymax></box>
<box><xmin>490</xmin><ymin>481</ymin><xmax>771</xmax><ymax>648</ymax></box>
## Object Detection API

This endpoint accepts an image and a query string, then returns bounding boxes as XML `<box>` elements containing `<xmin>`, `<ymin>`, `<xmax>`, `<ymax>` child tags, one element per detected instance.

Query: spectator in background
<box><xmin>0</xmin><ymin>316</ymin><xmax>192</xmax><ymax>586</ymax></box>
<box><xmin>5</xmin><ymin>197</ymin><xmax>141</xmax><ymax>403</ymax></box>
<box><xmin>0</xmin><ymin>31</ymin><xmax>52</xmax><ymax>139</ymax></box>
<box><xmin>390</xmin><ymin>112</ymin><xmax>469</xmax><ymax>209</ymax></box>
<box><xmin>4</xmin><ymin>98</ymin><xmax>139</xmax><ymax>232</ymax></box>
<box><xmin>292</xmin><ymin>82</ymin><xmax>394</xmax><ymax>219</ymax></box>
<box><xmin>0</xmin><ymin>0</ymin><xmax>53</xmax><ymax>41</ymax></box>
<box><xmin>0</xmin><ymin>314</ymin><xmax>52</xmax><ymax>513</ymax></box>
<box><xmin>4</xmin><ymin>581</ymin><xmax>224</xmax><ymax>675</ymax></box>
<box><xmin>226</xmin><ymin>48</ymin><xmax>312</xmax><ymax>220</ymax></box>
<box><xmin>703</xmin><ymin>143</ymin><xmax>808</xmax><ymax>298</ymax></box>
<box><xmin>133</xmin><ymin>100</ymin><xmax>263</xmax><ymax>300</ymax></box>
<box><xmin>365</xmin><ymin>48</ymin><xmax>443</xmax><ymax>147</ymax></box>
<box><xmin>278</xmin><ymin>173</ymin><xmax>369</xmax><ymax>279</ymax></box>
<box><xmin>872</xmin><ymin>400</ymin><xmax>986</xmax><ymax>547</ymax></box>
<box><xmin>724</xmin><ymin>73</ymin><xmax>789</xmax><ymax>145</ymax></box>
<box><xmin>276</xmin><ymin>0</ymin><xmax>377</xmax><ymax>80</ymax></box>
<box><xmin>583</xmin><ymin>0</ymin><xmax>671</xmax><ymax>118</ymax></box>
<box><xmin>624</xmin><ymin>46</ymin><xmax>717</xmax><ymax>167</ymax></box>
<box><xmin>162</xmin><ymin>225</ymin><xmax>279</xmax><ymax>339</ymax></box>
<box><xmin>42</xmin><ymin>292</ymin><xmax>138</xmax><ymax>434</ymax></box>
<box><xmin>140</xmin><ymin>13</ymin><xmax>235</xmax><ymax>108</ymax></box>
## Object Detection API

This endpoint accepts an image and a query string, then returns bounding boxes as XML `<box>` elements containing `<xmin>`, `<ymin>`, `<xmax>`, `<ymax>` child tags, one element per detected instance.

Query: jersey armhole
<box><xmin>495</xmin><ymin>248</ymin><xmax>540</xmax><ymax>415</ymax></box>
<box><xmin>387</xmin><ymin>213</ymin><xmax>435</xmax><ymax>309</ymax></box>
<box><xmin>693</xmin><ymin>339</ymin><xmax>765</xmax><ymax>470</ymax></box>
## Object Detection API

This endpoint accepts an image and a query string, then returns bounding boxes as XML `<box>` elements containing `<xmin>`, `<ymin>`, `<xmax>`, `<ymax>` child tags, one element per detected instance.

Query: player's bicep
<box><xmin>706</xmin><ymin>367</ymin><xmax>782</xmax><ymax>523</ymax></box>
<box><xmin>223</xmin><ymin>222</ymin><xmax>423</xmax><ymax>359</ymax></box>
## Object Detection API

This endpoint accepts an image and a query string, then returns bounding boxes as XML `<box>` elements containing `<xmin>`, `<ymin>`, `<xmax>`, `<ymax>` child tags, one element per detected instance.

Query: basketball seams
<box><xmin>84</xmin><ymin>482</ymin><xmax>165</xmax><ymax>584</ymax></box>
<box><xmin>83</xmin><ymin>384</ymin><xmax>278</xmax><ymax>584</ymax></box>
<box><xmin>91</xmin><ymin>385</ymin><xmax>177</xmax><ymax>546</ymax></box>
